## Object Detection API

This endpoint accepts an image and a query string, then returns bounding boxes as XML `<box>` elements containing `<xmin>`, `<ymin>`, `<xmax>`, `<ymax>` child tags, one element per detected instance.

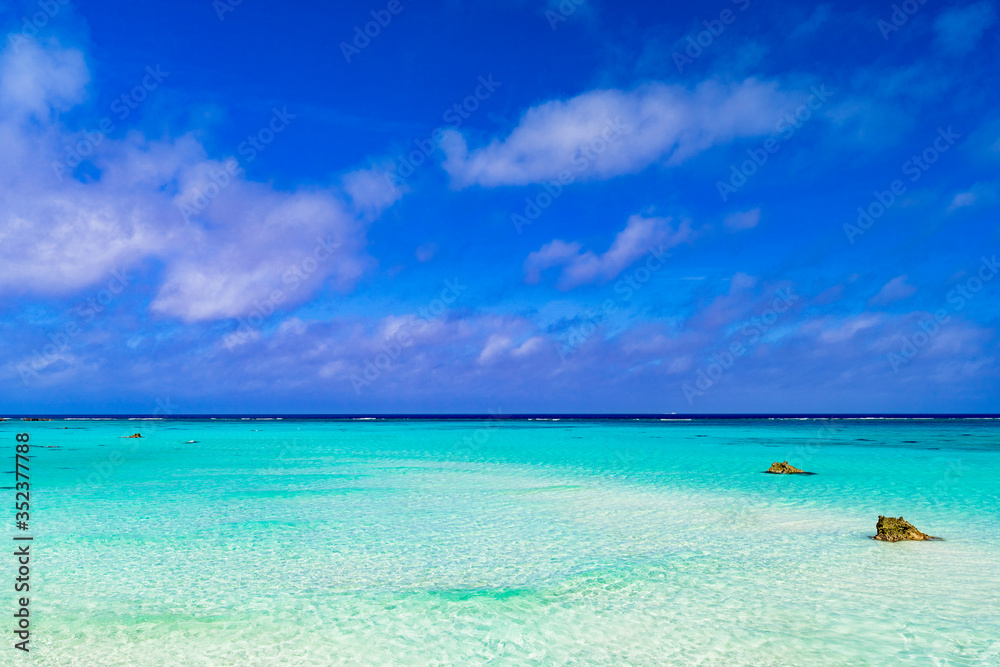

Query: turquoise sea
<box><xmin>7</xmin><ymin>418</ymin><xmax>1000</xmax><ymax>665</ymax></box>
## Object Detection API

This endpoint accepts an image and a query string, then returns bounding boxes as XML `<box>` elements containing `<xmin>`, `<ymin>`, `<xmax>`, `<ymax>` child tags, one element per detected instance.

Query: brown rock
<box><xmin>764</xmin><ymin>461</ymin><xmax>814</xmax><ymax>475</ymax></box>
<box><xmin>123</xmin><ymin>433</ymin><xmax>143</xmax><ymax>439</ymax></box>
<box><xmin>873</xmin><ymin>516</ymin><xmax>940</xmax><ymax>542</ymax></box>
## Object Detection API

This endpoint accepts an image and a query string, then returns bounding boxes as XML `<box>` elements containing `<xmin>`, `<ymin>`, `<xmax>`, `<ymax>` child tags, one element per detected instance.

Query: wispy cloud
<box><xmin>723</xmin><ymin>208</ymin><xmax>760</xmax><ymax>231</ymax></box>
<box><xmin>934</xmin><ymin>1</ymin><xmax>997</xmax><ymax>56</ymax></box>
<box><xmin>948</xmin><ymin>181</ymin><xmax>996</xmax><ymax>211</ymax></box>
<box><xmin>524</xmin><ymin>214</ymin><xmax>692</xmax><ymax>290</ymax></box>
<box><xmin>442</xmin><ymin>78</ymin><xmax>797</xmax><ymax>187</ymax></box>
<box><xmin>0</xmin><ymin>38</ymin><xmax>399</xmax><ymax>322</ymax></box>
<box><xmin>869</xmin><ymin>275</ymin><xmax>917</xmax><ymax>307</ymax></box>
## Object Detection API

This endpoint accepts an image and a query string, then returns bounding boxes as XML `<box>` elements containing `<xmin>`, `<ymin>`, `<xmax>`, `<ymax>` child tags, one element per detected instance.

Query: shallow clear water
<box><xmin>8</xmin><ymin>418</ymin><xmax>1000</xmax><ymax>665</ymax></box>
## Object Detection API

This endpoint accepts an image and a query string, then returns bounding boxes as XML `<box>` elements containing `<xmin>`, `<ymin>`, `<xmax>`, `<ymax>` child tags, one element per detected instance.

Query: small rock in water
<box><xmin>122</xmin><ymin>433</ymin><xmax>142</xmax><ymax>439</ymax></box>
<box><xmin>873</xmin><ymin>516</ymin><xmax>940</xmax><ymax>542</ymax></box>
<box><xmin>764</xmin><ymin>461</ymin><xmax>814</xmax><ymax>475</ymax></box>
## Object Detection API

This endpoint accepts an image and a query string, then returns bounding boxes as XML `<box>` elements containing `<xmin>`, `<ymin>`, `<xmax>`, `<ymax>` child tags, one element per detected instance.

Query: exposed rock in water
<box><xmin>764</xmin><ymin>461</ymin><xmax>815</xmax><ymax>475</ymax></box>
<box><xmin>22</xmin><ymin>418</ymin><xmax>52</xmax><ymax>421</ymax></box>
<box><xmin>873</xmin><ymin>516</ymin><xmax>940</xmax><ymax>542</ymax></box>
<box><xmin>123</xmin><ymin>433</ymin><xmax>143</xmax><ymax>439</ymax></box>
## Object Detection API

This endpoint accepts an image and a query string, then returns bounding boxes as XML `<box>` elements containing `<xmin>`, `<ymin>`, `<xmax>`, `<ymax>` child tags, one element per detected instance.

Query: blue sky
<box><xmin>0</xmin><ymin>0</ymin><xmax>998</xmax><ymax>414</ymax></box>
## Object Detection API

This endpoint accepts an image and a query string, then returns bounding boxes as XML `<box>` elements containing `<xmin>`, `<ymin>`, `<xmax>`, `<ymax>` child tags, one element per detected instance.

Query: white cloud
<box><xmin>817</xmin><ymin>314</ymin><xmax>881</xmax><ymax>344</ymax></box>
<box><xmin>730</xmin><ymin>272</ymin><xmax>757</xmax><ymax>291</ymax></box>
<box><xmin>724</xmin><ymin>208</ymin><xmax>760</xmax><ymax>231</ymax></box>
<box><xmin>949</xmin><ymin>191</ymin><xmax>977</xmax><ymax>211</ymax></box>
<box><xmin>478</xmin><ymin>334</ymin><xmax>512</xmax><ymax>364</ymax></box>
<box><xmin>511</xmin><ymin>336</ymin><xmax>545</xmax><ymax>357</ymax></box>
<box><xmin>0</xmin><ymin>37</ymin><xmax>396</xmax><ymax>322</ymax></box>
<box><xmin>151</xmin><ymin>185</ymin><xmax>370</xmax><ymax>321</ymax></box>
<box><xmin>934</xmin><ymin>1</ymin><xmax>997</xmax><ymax>56</ymax></box>
<box><xmin>341</xmin><ymin>164</ymin><xmax>404</xmax><ymax>216</ymax></box>
<box><xmin>478</xmin><ymin>334</ymin><xmax>546</xmax><ymax>364</ymax></box>
<box><xmin>524</xmin><ymin>214</ymin><xmax>692</xmax><ymax>290</ymax></box>
<box><xmin>0</xmin><ymin>39</ymin><xmax>89</xmax><ymax>118</ymax></box>
<box><xmin>415</xmin><ymin>242</ymin><xmax>437</xmax><ymax>262</ymax></box>
<box><xmin>277</xmin><ymin>317</ymin><xmax>308</xmax><ymax>335</ymax></box>
<box><xmin>869</xmin><ymin>275</ymin><xmax>917</xmax><ymax>307</ymax></box>
<box><xmin>0</xmin><ymin>43</ymin><xmax>167</xmax><ymax>295</ymax></box>
<box><xmin>947</xmin><ymin>181</ymin><xmax>996</xmax><ymax>211</ymax></box>
<box><xmin>441</xmin><ymin>78</ymin><xmax>796</xmax><ymax>187</ymax></box>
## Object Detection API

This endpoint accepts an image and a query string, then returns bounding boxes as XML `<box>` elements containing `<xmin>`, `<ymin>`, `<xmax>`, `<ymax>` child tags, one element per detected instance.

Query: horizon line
<box><xmin>2</xmin><ymin>413</ymin><xmax>999</xmax><ymax>420</ymax></box>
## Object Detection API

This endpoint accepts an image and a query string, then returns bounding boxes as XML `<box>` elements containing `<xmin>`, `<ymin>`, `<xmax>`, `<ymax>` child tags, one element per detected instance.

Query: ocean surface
<box><xmin>5</xmin><ymin>417</ymin><xmax>1000</xmax><ymax>666</ymax></box>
